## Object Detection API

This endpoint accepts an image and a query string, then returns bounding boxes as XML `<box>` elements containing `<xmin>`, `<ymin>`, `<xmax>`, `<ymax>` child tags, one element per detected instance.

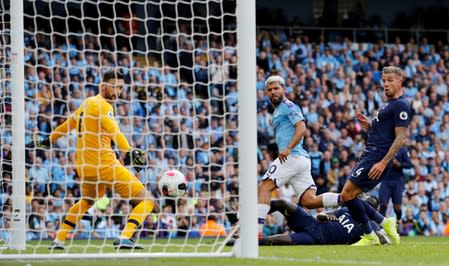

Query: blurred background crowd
<box><xmin>1</xmin><ymin>0</ymin><xmax>449</xmax><ymax>242</ymax></box>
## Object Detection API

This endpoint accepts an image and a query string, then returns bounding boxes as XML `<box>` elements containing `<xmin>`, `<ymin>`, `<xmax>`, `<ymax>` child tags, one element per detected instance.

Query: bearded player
<box><xmin>257</xmin><ymin>75</ymin><xmax>341</xmax><ymax>239</ymax></box>
<box><xmin>28</xmin><ymin>71</ymin><xmax>153</xmax><ymax>250</ymax></box>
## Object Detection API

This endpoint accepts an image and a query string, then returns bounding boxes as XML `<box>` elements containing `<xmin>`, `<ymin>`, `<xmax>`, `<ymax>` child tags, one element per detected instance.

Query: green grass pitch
<box><xmin>1</xmin><ymin>237</ymin><xmax>449</xmax><ymax>266</ymax></box>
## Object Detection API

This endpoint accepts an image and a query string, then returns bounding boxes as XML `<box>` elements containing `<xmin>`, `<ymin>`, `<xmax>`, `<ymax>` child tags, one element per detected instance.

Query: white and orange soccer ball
<box><xmin>158</xmin><ymin>169</ymin><xmax>187</xmax><ymax>197</ymax></box>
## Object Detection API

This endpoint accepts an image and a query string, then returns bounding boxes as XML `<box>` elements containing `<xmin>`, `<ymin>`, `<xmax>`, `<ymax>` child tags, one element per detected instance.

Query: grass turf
<box><xmin>1</xmin><ymin>236</ymin><xmax>449</xmax><ymax>266</ymax></box>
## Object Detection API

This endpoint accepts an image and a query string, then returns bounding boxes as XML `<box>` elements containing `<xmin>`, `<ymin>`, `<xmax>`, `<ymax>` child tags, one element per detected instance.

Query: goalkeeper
<box><xmin>28</xmin><ymin>70</ymin><xmax>154</xmax><ymax>250</ymax></box>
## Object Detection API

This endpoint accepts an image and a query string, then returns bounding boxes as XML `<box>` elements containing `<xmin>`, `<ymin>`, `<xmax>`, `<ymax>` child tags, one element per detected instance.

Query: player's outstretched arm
<box><xmin>259</xmin><ymin>234</ymin><xmax>294</xmax><ymax>245</ymax></box>
<box><xmin>26</xmin><ymin>118</ymin><xmax>76</xmax><ymax>148</ymax></box>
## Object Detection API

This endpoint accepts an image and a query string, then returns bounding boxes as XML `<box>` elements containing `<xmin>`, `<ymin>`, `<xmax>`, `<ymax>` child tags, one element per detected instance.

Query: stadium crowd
<box><xmin>1</xmin><ymin>22</ymin><xmax>449</xmax><ymax>241</ymax></box>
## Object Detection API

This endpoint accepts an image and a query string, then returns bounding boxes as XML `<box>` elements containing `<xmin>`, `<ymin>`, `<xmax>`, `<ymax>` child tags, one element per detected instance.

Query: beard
<box><xmin>270</xmin><ymin>94</ymin><xmax>283</xmax><ymax>105</ymax></box>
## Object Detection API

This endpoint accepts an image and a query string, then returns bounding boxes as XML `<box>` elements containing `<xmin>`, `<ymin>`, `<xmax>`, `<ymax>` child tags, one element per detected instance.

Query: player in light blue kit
<box><xmin>257</xmin><ymin>75</ymin><xmax>340</xmax><ymax>238</ymax></box>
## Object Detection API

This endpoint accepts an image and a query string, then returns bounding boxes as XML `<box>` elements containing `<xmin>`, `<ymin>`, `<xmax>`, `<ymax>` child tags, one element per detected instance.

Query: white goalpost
<box><xmin>1</xmin><ymin>0</ymin><xmax>257</xmax><ymax>260</ymax></box>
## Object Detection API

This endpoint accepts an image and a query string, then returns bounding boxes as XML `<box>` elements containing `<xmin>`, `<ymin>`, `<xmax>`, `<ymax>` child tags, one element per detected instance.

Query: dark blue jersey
<box><xmin>366</xmin><ymin>96</ymin><xmax>411</xmax><ymax>154</ymax></box>
<box><xmin>350</xmin><ymin>95</ymin><xmax>411</xmax><ymax>191</ymax></box>
<box><xmin>317</xmin><ymin>208</ymin><xmax>363</xmax><ymax>244</ymax></box>
<box><xmin>287</xmin><ymin>206</ymin><xmax>363</xmax><ymax>245</ymax></box>
<box><xmin>383</xmin><ymin>147</ymin><xmax>412</xmax><ymax>182</ymax></box>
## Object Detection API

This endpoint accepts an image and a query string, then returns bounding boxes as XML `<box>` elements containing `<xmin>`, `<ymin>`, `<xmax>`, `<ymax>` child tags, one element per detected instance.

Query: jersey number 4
<box><xmin>352</xmin><ymin>167</ymin><xmax>364</xmax><ymax>177</ymax></box>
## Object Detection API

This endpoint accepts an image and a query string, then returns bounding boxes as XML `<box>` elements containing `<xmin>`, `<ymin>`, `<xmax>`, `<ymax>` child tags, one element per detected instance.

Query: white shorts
<box><xmin>262</xmin><ymin>155</ymin><xmax>316</xmax><ymax>198</ymax></box>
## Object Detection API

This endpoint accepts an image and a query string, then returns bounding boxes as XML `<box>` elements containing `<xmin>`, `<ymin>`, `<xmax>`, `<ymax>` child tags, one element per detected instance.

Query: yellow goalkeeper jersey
<box><xmin>50</xmin><ymin>94</ymin><xmax>131</xmax><ymax>177</ymax></box>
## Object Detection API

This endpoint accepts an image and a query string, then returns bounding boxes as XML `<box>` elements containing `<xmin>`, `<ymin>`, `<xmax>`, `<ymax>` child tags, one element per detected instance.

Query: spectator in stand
<box><xmin>199</xmin><ymin>214</ymin><xmax>226</xmax><ymax>237</ymax></box>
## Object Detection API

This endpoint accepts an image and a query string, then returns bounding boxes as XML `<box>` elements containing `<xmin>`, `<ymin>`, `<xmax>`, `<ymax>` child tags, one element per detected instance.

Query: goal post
<box><xmin>2</xmin><ymin>0</ymin><xmax>258</xmax><ymax>259</ymax></box>
<box><xmin>236</xmin><ymin>0</ymin><xmax>258</xmax><ymax>259</ymax></box>
<box><xmin>9</xmin><ymin>0</ymin><xmax>26</xmax><ymax>251</ymax></box>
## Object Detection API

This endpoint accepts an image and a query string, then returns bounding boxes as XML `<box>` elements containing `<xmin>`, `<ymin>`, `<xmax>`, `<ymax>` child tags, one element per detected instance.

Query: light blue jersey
<box><xmin>272</xmin><ymin>98</ymin><xmax>309</xmax><ymax>157</ymax></box>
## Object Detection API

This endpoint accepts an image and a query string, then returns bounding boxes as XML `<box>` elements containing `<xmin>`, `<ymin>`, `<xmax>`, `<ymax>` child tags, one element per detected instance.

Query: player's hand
<box><xmin>125</xmin><ymin>149</ymin><xmax>146</xmax><ymax>166</ymax></box>
<box><xmin>316</xmin><ymin>212</ymin><xmax>337</xmax><ymax>222</ymax></box>
<box><xmin>392</xmin><ymin>159</ymin><xmax>400</xmax><ymax>168</ymax></box>
<box><xmin>368</xmin><ymin>160</ymin><xmax>388</xmax><ymax>180</ymax></box>
<box><xmin>278</xmin><ymin>148</ymin><xmax>291</xmax><ymax>164</ymax></box>
<box><xmin>26</xmin><ymin>138</ymin><xmax>50</xmax><ymax>149</ymax></box>
<box><xmin>355</xmin><ymin>112</ymin><xmax>371</xmax><ymax>131</ymax></box>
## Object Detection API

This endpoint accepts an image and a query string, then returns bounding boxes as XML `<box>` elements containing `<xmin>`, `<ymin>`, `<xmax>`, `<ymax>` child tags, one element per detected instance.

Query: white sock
<box><xmin>322</xmin><ymin>193</ymin><xmax>340</xmax><ymax>208</ymax></box>
<box><xmin>257</xmin><ymin>203</ymin><xmax>270</xmax><ymax>232</ymax></box>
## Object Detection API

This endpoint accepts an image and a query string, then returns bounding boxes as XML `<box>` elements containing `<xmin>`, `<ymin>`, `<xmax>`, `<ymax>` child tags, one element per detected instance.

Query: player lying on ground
<box><xmin>227</xmin><ymin>196</ymin><xmax>390</xmax><ymax>245</ymax></box>
<box><xmin>27</xmin><ymin>70</ymin><xmax>155</xmax><ymax>250</ymax></box>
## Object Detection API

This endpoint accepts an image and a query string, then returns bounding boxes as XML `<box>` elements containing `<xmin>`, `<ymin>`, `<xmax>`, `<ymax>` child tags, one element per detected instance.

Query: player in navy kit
<box><xmin>379</xmin><ymin>146</ymin><xmax>412</xmax><ymax>220</ymax></box>
<box><xmin>256</xmin><ymin>197</ymin><xmax>390</xmax><ymax>245</ymax></box>
<box><xmin>257</xmin><ymin>76</ymin><xmax>340</xmax><ymax>239</ymax></box>
<box><xmin>338</xmin><ymin>66</ymin><xmax>411</xmax><ymax>246</ymax></box>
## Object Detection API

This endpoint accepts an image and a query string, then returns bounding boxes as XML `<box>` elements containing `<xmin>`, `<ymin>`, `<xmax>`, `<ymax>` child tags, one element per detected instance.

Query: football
<box><xmin>158</xmin><ymin>169</ymin><xmax>187</xmax><ymax>197</ymax></box>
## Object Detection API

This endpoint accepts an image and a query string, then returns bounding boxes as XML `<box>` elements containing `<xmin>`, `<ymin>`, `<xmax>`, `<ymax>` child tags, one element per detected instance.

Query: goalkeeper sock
<box><xmin>257</xmin><ymin>204</ymin><xmax>270</xmax><ymax>234</ymax></box>
<box><xmin>121</xmin><ymin>199</ymin><xmax>154</xmax><ymax>239</ymax></box>
<box><xmin>56</xmin><ymin>199</ymin><xmax>91</xmax><ymax>242</ymax></box>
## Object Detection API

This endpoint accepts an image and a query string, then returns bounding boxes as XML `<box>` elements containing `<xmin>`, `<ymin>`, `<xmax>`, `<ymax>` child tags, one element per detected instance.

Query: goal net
<box><xmin>1</xmin><ymin>0</ymin><xmax>257</xmax><ymax>259</ymax></box>
<box><xmin>0</xmin><ymin>0</ymin><xmax>13</xmax><ymax>250</ymax></box>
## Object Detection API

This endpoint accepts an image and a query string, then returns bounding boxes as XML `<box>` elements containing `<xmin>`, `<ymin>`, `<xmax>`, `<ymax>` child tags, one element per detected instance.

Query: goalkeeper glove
<box><xmin>26</xmin><ymin>138</ymin><xmax>51</xmax><ymax>149</ymax></box>
<box><xmin>125</xmin><ymin>149</ymin><xmax>146</xmax><ymax>167</ymax></box>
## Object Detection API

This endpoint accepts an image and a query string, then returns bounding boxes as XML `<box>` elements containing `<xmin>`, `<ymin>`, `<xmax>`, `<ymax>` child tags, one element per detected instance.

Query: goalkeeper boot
<box><xmin>113</xmin><ymin>238</ymin><xmax>144</xmax><ymax>250</ymax></box>
<box><xmin>48</xmin><ymin>241</ymin><xmax>65</xmax><ymax>250</ymax></box>
<box><xmin>351</xmin><ymin>233</ymin><xmax>381</xmax><ymax>246</ymax></box>
<box><xmin>383</xmin><ymin>217</ymin><xmax>400</xmax><ymax>245</ymax></box>
<box><xmin>225</xmin><ymin>238</ymin><xmax>235</xmax><ymax>246</ymax></box>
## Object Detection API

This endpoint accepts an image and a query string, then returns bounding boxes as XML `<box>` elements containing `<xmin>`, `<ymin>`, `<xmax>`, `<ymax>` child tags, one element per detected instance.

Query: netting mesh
<box><xmin>0</xmin><ymin>0</ymin><xmax>13</xmax><ymax>247</ymax></box>
<box><xmin>1</xmin><ymin>0</ymin><xmax>239</xmax><ymax>254</ymax></box>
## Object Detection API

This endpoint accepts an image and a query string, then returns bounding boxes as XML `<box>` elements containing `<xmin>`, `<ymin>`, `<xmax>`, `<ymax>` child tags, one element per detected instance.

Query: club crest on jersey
<box><xmin>107</xmin><ymin>111</ymin><xmax>114</xmax><ymax>118</ymax></box>
<box><xmin>399</xmin><ymin>111</ymin><xmax>408</xmax><ymax>120</ymax></box>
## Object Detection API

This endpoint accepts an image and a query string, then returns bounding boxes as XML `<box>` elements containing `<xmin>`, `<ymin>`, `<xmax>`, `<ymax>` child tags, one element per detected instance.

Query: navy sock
<box><xmin>362</xmin><ymin>200</ymin><xmax>384</xmax><ymax>224</ymax></box>
<box><xmin>359</xmin><ymin>221</ymin><xmax>374</xmax><ymax>234</ymax></box>
<box><xmin>394</xmin><ymin>208</ymin><xmax>402</xmax><ymax>220</ymax></box>
<box><xmin>379</xmin><ymin>204</ymin><xmax>387</xmax><ymax>216</ymax></box>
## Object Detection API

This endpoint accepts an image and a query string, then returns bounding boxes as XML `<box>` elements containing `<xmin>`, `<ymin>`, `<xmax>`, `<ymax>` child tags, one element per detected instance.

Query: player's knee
<box><xmin>258</xmin><ymin>179</ymin><xmax>275</xmax><ymax>193</ymax></box>
<box><xmin>339</xmin><ymin>192</ymin><xmax>354</xmax><ymax>203</ymax></box>
<box><xmin>130</xmin><ymin>189</ymin><xmax>153</xmax><ymax>206</ymax></box>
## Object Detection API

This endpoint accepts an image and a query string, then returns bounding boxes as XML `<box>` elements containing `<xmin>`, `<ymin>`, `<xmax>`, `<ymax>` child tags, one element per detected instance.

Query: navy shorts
<box><xmin>349</xmin><ymin>155</ymin><xmax>393</xmax><ymax>192</ymax></box>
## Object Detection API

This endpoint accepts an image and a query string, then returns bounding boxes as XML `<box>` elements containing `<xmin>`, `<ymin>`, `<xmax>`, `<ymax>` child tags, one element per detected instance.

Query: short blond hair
<box><xmin>264</xmin><ymin>75</ymin><xmax>285</xmax><ymax>89</ymax></box>
<box><xmin>382</xmin><ymin>66</ymin><xmax>404</xmax><ymax>80</ymax></box>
